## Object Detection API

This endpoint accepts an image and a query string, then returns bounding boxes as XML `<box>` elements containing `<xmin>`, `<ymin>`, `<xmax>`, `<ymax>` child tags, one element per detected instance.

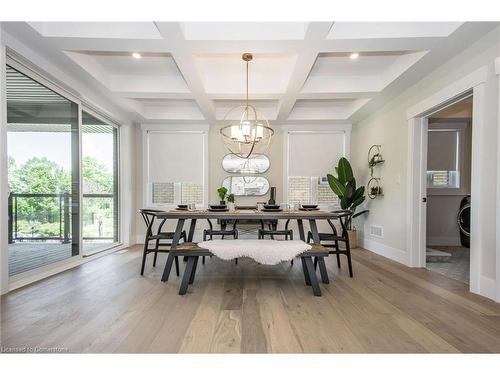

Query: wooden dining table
<box><xmin>156</xmin><ymin>208</ymin><xmax>349</xmax><ymax>282</ymax></box>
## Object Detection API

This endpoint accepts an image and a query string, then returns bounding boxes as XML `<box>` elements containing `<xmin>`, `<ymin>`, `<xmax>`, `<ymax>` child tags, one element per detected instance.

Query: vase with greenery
<box><xmin>227</xmin><ymin>193</ymin><xmax>235</xmax><ymax>211</ymax></box>
<box><xmin>217</xmin><ymin>186</ymin><xmax>228</xmax><ymax>205</ymax></box>
<box><xmin>327</xmin><ymin>157</ymin><xmax>369</xmax><ymax>247</ymax></box>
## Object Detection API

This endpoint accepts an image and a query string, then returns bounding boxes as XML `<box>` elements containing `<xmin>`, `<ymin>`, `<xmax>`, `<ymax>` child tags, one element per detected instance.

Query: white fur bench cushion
<box><xmin>198</xmin><ymin>239</ymin><xmax>312</xmax><ymax>265</ymax></box>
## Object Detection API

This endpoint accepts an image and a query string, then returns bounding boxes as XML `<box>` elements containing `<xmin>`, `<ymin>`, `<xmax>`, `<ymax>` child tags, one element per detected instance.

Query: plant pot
<box><xmin>227</xmin><ymin>202</ymin><xmax>235</xmax><ymax>211</ymax></box>
<box><xmin>340</xmin><ymin>229</ymin><xmax>358</xmax><ymax>249</ymax></box>
<box><xmin>220</xmin><ymin>200</ymin><xmax>226</xmax><ymax>206</ymax></box>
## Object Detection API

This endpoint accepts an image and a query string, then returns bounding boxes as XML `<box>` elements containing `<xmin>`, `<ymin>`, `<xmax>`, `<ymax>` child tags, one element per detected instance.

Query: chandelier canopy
<box><xmin>220</xmin><ymin>53</ymin><xmax>274</xmax><ymax>159</ymax></box>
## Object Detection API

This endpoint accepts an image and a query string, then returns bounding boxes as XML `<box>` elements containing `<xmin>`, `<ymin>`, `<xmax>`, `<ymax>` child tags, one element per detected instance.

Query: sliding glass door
<box><xmin>81</xmin><ymin>110</ymin><xmax>119</xmax><ymax>255</ymax></box>
<box><xmin>6</xmin><ymin>64</ymin><xmax>80</xmax><ymax>276</ymax></box>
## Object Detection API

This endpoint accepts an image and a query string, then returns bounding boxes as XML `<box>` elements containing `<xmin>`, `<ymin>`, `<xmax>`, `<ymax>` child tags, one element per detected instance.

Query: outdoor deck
<box><xmin>8</xmin><ymin>242</ymin><xmax>115</xmax><ymax>276</ymax></box>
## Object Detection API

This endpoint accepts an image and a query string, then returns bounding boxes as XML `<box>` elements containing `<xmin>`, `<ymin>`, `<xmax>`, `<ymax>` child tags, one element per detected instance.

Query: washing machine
<box><xmin>458</xmin><ymin>195</ymin><xmax>471</xmax><ymax>248</ymax></box>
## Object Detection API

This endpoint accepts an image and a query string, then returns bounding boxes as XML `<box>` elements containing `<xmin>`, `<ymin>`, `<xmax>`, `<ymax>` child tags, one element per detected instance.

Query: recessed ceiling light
<box><xmin>349</xmin><ymin>52</ymin><xmax>359</xmax><ymax>59</ymax></box>
<box><xmin>132</xmin><ymin>53</ymin><xmax>141</xmax><ymax>59</ymax></box>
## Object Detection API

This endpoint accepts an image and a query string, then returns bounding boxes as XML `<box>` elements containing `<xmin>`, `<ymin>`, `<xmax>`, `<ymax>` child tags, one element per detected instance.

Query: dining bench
<box><xmin>162</xmin><ymin>241</ymin><xmax>330</xmax><ymax>296</ymax></box>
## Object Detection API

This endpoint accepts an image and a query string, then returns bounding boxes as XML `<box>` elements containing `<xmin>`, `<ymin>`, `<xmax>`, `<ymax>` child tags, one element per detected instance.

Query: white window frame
<box><xmin>141</xmin><ymin>124</ymin><xmax>209</xmax><ymax>210</ymax></box>
<box><xmin>427</xmin><ymin>121</ymin><xmax>469</xmax><ymax>196</ymax></box>
<box><xmin>282</xmin><ymin>124</ymin><xmax>351</xmax><ymax>208</ymax></box>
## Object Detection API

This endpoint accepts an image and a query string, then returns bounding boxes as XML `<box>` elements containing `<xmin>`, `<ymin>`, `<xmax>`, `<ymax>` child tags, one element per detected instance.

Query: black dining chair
<box><xmin>203</xmin><ymin>219</ymin><xmax>239</xmax><ymax>264</ymax></box>
<box><xmin>258</xmin><ymin>219</ymin><xmax>293</xmax><ymax>240</ymax></box>
<box><xmin>306</xmin><ymin>210</ymin><xmax>353</xmax><ymax>277</ymax></box>
<box><xmin>258</xmin><ymin>219</ymin><xmax>294</xmax><ymax>264</ymax></box>
<box><xmin>139</xmin><ymin>209</ymin><xmax>187</xmax><ymax>276</ymax></box>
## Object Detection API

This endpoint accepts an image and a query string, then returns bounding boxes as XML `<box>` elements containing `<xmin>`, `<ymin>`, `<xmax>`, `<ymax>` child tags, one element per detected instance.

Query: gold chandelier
<box><xmin>220</xmin><ymin>53</ymin><xmax>274</xmax><ymax>159</ymax></box>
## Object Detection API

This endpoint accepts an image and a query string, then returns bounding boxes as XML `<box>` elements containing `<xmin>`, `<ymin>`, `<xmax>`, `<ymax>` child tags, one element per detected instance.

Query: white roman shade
<box><xmin>146</xmin><ymin>131</ymin><xmax>206</xmax><ymax>205</ymax></box>
<box><xmin>148</xmin><ymin>132</ymin><xmax>204</xmax><ymax>184</ymax></box>
<box><xmin>288</xmin><ymin>132</ymin><xmax>346</xmax><ymax>176</ymax></box>
<box><xmin>427</xmin><ymin>129</ymin><xmax>459</xmax><ymax>171</ymax></box>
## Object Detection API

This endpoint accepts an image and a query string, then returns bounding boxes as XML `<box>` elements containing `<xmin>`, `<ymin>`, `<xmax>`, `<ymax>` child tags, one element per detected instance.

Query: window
<box><xmin>285</xmin><ymin>130</ymin><xmax>348</xmax><ymax>207</ymax></box>
<box><xmin>427</xmin><ymin>128</ymin><xmax>461</xmax><ymax>189</ymax></box>
<box><xmin>145</xmin><ymin>129</ymin><xmax>207</xmax><ymax>207</ymax></box>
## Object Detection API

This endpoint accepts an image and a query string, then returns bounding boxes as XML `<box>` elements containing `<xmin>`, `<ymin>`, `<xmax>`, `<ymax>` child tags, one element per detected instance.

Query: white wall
<box><xmin>351</xmin><ymin>26</ymin><xmax>500</xmax><ymax>300</ymax></box>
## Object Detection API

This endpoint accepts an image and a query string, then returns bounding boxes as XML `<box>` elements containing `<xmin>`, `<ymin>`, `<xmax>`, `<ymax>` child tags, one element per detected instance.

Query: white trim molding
<box><xmin>406</xmin><ymin>66</ymin><xmax>487</xmax><ymax>120</ymax></box>
<box><xmin>406</xmin><ymin>66</ymin><xmax>494</xmax><ymax>300</ymax></box>
<box><xmin>495</xmin><ymin>55</ymin><xmax>500</xmax><ymax>302</ymax></box>
<box><xmin>360</xmin><ymin>237</ymin><xmax>408</xmax><ymax>266</ymax></box>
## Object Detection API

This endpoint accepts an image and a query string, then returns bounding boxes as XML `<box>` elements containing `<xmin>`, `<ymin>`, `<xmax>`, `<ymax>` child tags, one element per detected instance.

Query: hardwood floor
<box><xmin>1</xmin><ymin>245</ymin><xmax>500</xmax><ymax>353</ymax></box>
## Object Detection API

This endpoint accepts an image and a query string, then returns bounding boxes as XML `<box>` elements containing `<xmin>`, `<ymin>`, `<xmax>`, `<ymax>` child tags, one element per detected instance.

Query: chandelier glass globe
<box><xmin>220</xmin><ymin>53</ymin><xmax>274</xmax><ymax>159</ymax></box>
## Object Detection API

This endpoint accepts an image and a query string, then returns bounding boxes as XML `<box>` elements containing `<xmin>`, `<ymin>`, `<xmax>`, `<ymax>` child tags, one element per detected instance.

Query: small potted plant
<box><xmin>227</xmin><ymin>193</ymin><xmax>235</xmax><ymax>211</ymax></box>
<box><xmin>327</xmin><ymin>157</ymin><xmax>369</xmax><ymax>248</ymax></box>
<box><xmin>217</xmin><ymin>186</ymin><xmax>228</xmax><ymax>206</ymax></box>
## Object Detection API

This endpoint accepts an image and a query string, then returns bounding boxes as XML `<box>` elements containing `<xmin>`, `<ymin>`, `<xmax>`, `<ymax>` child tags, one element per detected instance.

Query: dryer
<box><xmin>458</xmin><ymin>195</ymin><xmax>471</xmax><ymax>248</ymax></box>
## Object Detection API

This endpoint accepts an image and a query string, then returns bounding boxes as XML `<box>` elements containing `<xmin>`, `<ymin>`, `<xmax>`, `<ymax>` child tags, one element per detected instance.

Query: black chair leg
<box><xmin>313</xmin><ymin>257</ymin><xmax>318</xmax><ymax>270</ymax></box>
<box><xmin>140</xmin><ymin>239</ymin><xmax>149</xmax><ymax>276</ymax></box>
<box><xmin>174</xmin><ymin>256</ymin><xmax>180</xmax><ymax>276</ymax></box>
<box><xmin>153</xmin><ymin>251</ymin><xmax>158</xmax><ymax>267</ymax></box>
<box><xmin>346</xmin><ymin>250</ymin><xmax>354</xmax><ymax>277</ymax></box>
<box><xmin>202</xmin><ymin>256</ymin><xmax>206</xmax><ymax>265</ymax></box>
<box><xmin>235</xmin><ymin>258</ymin><xmax>238</xmax><ymax>265</ymax></box>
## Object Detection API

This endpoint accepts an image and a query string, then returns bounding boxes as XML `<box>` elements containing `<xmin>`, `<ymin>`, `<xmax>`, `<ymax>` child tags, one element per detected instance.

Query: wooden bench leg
<box><xmin>179</xmin><ymin>257</ymin><xmax>196</xmax><ymax>295</ymax></box>
<box><xmin>317</xmin><ymin>257</ymin><xmax>329</xmax><ymax>284</ymax></box>
<box><xmin>301</xmin><ymin>257</ymin><xmax>311</xmax><ymax>285</ymax></box>
<box><xmin>304</xmin><ymin>257</ymin><xmax>321</xmax><ymax>296</ymax></box>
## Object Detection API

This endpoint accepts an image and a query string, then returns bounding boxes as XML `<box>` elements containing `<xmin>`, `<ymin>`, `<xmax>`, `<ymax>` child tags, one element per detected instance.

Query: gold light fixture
<box><xmin>220</xmin><ymin>53</ymin><xmax>274</xmax><ymax>159</ymax></box>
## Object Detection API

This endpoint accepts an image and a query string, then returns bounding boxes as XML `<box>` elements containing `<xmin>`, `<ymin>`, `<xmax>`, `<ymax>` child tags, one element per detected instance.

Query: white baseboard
<box><xmin>360</xmin><ymin>237</ymin><xmax>408</xmax><ymax>266</ymax></box>
<box><xmin>427</xmin><ymin>236</ymin><xmax>462</xmax><ymax>246</ymax></box>
<box><xmin>479</xmin><ymin>275</ymin><xmax>497</xmax><ymax>301</ymax></box>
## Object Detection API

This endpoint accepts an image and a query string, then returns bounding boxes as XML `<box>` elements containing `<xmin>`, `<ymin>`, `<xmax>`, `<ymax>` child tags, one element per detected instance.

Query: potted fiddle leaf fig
<box><xmin>217</xmin><ymin>186</ymin><xmax>228</xmax><ymax>205</ymax></box>
<box><xmin>327</xmin><ymin>157</ymin><xmax>369</xmax><ymax>248</ymax></box>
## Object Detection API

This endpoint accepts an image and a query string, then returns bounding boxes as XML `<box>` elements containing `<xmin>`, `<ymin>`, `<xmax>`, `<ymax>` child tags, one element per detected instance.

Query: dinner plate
<box><xmin>175</xmin><ymin>207</ymin><xmax>188</xmax><ymax>211</ymax></box>
<box><xmin>299</xmin><ymin>207</ymin><xmax>320</xmax><ymax>211</ymax></box>
<box><xmin>262</xmin><ymin>208</ymin><xmax>283</xmax><ymax>212</ymax></box>
<box><xmin>208</xmin><ymin>208</ymin><xmax>229</xmax><ymax>212</ymax></box>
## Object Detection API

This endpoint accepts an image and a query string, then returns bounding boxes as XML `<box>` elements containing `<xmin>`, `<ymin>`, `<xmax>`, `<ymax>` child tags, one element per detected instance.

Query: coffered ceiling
<box><xmin>2</xmin><ymin>22</ymin><xmax>498</xmax><ymax>125</ymax></box>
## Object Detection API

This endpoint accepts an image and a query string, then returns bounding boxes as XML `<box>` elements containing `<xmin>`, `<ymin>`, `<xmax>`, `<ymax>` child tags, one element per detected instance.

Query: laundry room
<box><xmin>425</xmin><ymin>97</ymin><xmax>472</xmax><ymax>283</ymax></box>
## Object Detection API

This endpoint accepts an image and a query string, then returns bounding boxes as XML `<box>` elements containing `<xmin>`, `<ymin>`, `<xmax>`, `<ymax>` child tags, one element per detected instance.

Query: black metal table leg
<box><xmin>297</xmin><ymin>219</ymin><xmax>305</xmax><ymax>242</ymax></box>
<box><xmin>189</xmin><ymin>256</ymin><xmax>199</xmax><ymax>284</ymax></box>
<box><xmin>317</xmin><ymin>257</ymin><xmax>329</xmax><ymax>284</ymax></box>
<box><xmin>179</xmin><ymin>257</ymin><xmax>196</xmax><ymax>295</ymax></box>
<box><xmin>308</xmin><ymin>219</ymin><xmax>320</xmax><ymax>244</ymax></box>
<box><xmin>301</xmin><ymin>257</ymin><xmax>311</xmax><ymax>285</ymax></box>
<box><xmin>304</xmin><ymin>257</ymin><xmax>321</xmax><ymax>296</ymax></box>
<box><xmin>187</xmin><ymin>219</ymin><xmax>197</xmax><ymax>242</ymax></box>
<box><xmin>161</xmin><ymin>218</ymin><xmax>185</xmax><ymax>282</ymax></box>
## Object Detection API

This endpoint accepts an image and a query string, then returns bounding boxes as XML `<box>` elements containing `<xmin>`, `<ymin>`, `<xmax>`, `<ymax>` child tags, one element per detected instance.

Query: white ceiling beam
<box><xmin>154</xmin><ymin>22</ymin><xmax>216</xmax><ymax>124</ymax></box>
<box><xmin>275</xmin><ymin>22</ymin><xmax>333</xmax><ymax>122</ymax></box>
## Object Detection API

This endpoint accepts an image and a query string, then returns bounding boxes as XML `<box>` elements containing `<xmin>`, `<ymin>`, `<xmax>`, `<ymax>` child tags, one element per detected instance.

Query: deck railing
<box><xmin>8</xmin><ymin>192</ymin><xmax>115</xmax><ymax>244</ymax></box>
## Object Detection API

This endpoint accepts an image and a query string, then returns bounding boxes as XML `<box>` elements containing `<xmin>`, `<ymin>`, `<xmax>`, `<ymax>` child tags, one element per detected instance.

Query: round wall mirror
<box><xmin>222</xmin><ymin>176</ymin><xmax>270</xmax><ymax>196</ymax></box>
<box><xmin>221</xmin><ymin>154</ymin><xmax>270</xmax><ymax>174</ymax></box>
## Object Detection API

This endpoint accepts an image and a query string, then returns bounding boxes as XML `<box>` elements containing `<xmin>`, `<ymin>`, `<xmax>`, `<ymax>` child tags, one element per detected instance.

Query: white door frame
<box><xmin>406</xmin><ymin>66</ymin><xmax>488</xmax><ymax>297</ymax></box>
<box><xmin>495</xmin><ymin>56</ymin><xmax>500</xmax><ymax>303</ymax></box>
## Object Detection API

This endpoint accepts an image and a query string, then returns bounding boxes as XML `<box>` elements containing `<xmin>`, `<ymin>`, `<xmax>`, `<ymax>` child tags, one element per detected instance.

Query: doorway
<box><xmin>425</xmin><ymin>98</ymin><xmax>472</xmax><ymax>284</ymax></box>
